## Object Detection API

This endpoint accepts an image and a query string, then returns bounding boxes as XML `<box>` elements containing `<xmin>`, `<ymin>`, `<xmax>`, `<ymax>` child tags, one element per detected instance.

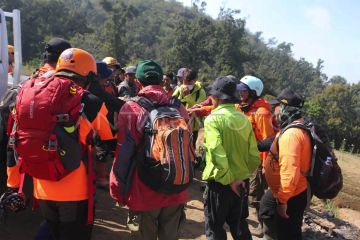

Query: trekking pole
<box><xmin>236</xmin><ymin>184</ymin><xmax>246</xmax><ymax>238</ymax></box>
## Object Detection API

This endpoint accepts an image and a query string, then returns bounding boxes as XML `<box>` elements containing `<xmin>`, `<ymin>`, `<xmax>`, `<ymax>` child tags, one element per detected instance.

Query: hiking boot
<box><xmin>127</xmin><ymin>211</ymin><xmax>140</xmax><ymax>232</ymax></box>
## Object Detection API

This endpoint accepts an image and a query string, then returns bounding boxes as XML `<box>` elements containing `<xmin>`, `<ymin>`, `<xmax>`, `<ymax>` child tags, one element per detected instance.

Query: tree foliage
<box><xmin>1</xmin><ymin>0</ymin><xmax>358</xmax><ymax>150</ymax></box>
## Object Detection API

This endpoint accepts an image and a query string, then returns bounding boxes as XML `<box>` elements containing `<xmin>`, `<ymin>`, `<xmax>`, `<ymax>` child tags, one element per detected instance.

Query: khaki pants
<box><xmin>249</xmin><ymin>166</ymin><xmax>268</xmax><ymax>223</ymax></box>
<box><xmin>132</xmin><ymin>204</ymin><xmax>185</xmax><ymax>240</ymax></box>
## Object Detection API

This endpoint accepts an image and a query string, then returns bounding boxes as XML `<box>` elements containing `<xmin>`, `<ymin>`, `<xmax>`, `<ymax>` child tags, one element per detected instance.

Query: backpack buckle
<box><xmin>144</xmin><ymin>128</ymin><xmax>157</xmax><ymax>134</ymax></box>
<box><xmin>56</xmin><ymin>114</ymin><xmax>70</xmax><ymax>123</ymax></box>
<box><xmin>8</xmin><ymin>135</ymin><xmax>16</xmax><ymax>147</ymax></box>
<box><xmin>43</xmin><ymin>135</ymin><xmax>58</xmax><ymax>151</ymax></box>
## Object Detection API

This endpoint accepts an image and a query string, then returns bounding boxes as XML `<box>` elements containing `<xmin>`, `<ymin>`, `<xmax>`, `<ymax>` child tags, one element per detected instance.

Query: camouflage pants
<box><xmin>249</xmin><ymin>166</ymin><xmax>268</xmax><ymax>222</ymax></box>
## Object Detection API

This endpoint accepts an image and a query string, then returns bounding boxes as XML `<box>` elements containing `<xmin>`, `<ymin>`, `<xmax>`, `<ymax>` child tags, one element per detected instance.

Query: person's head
<box><xmin>135</xmin><ymin>60</ymin><xmax>163</xmax><ymax>87</ymax></box>
<box><xmin>183</xmin><ymin>68</ymin><xmax>197</xmax><ymax>91</ymax></box>
<box><xmin>96</xmin><ymin>61</ymin><xmax>113</xmax><ymax>85</ymax></box>
<box><xmin>162</xmin><ymin>72</ymin><xmax>174</xmax><ymax>87</ymax></box>
<box><xmin>176</xmin><ymin>67</ymin><xmax>187</xmax><ymax>85</ymax></box>
<box><xmin>272</xmin><ymin>88</ymin><xmax>305</xmax><ymax>128</ymax></box>
<box><xmin>102</xmin><ymin>57</ymin><xmax>123</xmax><ymax>84</ymax></box>
<box><xmin>209</xmin><ymin>76</ymin><xmax>239</xmax><ymax>108</ymax></box>
<box><xmin>237</xmin><ymin>75</ymin><xmax>264</xmax><ymax>103</ymax></box>
<box><xmin>8</xmin><ymin>45</ymin><xmax>14</xmax><ymax>64</ymax></box>
<box><xmin>124</xmin><ymin>66</ymin><xmax>136</xmax><ymax>85</ymax></box>
<box><xmin>44</xmin><ymin>38</ymin><xmax>72</xmax><ymax>66</ymax></box>
<box><xmin>55</xmin><ymin>48</ymin><xmax>97</xmax><ymax>88</ymax></box>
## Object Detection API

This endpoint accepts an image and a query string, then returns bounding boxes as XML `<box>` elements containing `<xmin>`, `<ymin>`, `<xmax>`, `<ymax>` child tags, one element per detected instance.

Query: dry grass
<box><xmin>333</xmin><ymin>150</ymin><xmax>360</xmax><ymax>211</ymax></box>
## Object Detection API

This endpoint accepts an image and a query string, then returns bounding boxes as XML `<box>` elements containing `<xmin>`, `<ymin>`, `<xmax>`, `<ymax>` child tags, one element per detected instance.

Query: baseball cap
<box><xmin>176</xmin><ymin>67</ymin><xmax>187</xmax><ymax>77</ymax></box>
<box><xmin>125</xmin><ymin>66</ymin><xmax>136</xmax><ymax>74</ymax></box>
<box><xmin>136</xmin><ymin>60</ymin><xmax>163</xmax><ymax>86</ymax></box>
<box><xmin>272</xmin><ymin>88</ymin><xmax>305</xmax><ymax>108</ymax></box>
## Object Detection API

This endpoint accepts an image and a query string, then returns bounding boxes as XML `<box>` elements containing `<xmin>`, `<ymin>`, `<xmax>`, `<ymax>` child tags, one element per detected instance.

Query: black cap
<box><xmin>209</xmin><ymin>76</ymin><xmax>239</xmax><ymax>102</ymax></box>
<box><xmin>274</xmin><ymin>88</ymin><xmax>304</xmax><ymax>108</ymax></box>
<box><xmin>45</xmin><ymin>38</ymin><xmax>72</xmax><ymax>54</ymax></box>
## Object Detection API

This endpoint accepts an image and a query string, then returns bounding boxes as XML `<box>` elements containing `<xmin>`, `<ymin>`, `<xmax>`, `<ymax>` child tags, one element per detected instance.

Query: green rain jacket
<box><xmin>202</xmin><ymin>104</ymin><xmax>261</xmax><ymax>185</ymax></box>
<box><xmin>173</xmin><ymin>81</ymin><xmax>206</xmax><ymax>131</ymax></box>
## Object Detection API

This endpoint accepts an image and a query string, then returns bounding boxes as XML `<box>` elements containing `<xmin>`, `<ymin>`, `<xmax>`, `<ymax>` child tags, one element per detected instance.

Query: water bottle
<box><xmin>320</xmin><ymin>156</ymin><xmax>333</xmax><ymax>179</ymax></box>
<box><xmin>325</xmin><ymin>156</ymin><xmax>333</xmax><ymax>166</ymax></box>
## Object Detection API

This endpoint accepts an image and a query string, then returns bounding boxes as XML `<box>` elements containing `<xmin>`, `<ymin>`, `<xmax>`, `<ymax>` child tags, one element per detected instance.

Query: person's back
<box><xmin>203</xmin><ymin>105</ymin><xmax>260</xmax><ymax>183</ymax></box>
<box><xmin>14</xmin><ymin>48</ymin><xmax>113</xmax><ymax>240</ymax></box>
<box><xmin>3</xmin><ymin>38</ymin><xmax>72</xmax><ymax>194</ymax></box>
<box><xmin>202</xmin><ymin>76</ymin><xmax>260</xmax><ymax>240</ymax></box>
<box><xmin>110</xmin><ymin>60</ymin><xmax>190</xmax><ymax>240</ymax></box>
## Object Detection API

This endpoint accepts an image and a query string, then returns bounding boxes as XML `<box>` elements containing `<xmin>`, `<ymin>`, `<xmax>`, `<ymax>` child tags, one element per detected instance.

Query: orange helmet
<box><xmin>56</xmin><ymin>48</ymin><xmax>97</xmax><ymax>77</ymax></box>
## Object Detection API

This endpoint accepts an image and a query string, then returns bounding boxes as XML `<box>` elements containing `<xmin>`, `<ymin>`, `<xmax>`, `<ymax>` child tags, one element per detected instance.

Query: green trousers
<box><xmin>131</xmin><ymin>204</ymin><xmax>185</xmax><ymax>240</ymax></box>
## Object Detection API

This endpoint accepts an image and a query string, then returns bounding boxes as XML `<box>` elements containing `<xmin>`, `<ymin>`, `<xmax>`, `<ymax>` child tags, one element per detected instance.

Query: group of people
<box><xmin>0</xmin><ymin>37</ymin><xmax>312</xmax><ymax>240</ymax></box>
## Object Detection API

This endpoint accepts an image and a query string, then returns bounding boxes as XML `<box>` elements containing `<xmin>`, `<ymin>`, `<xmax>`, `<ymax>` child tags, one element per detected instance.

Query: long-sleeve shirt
<box><xmin>202</xmin><ymin>104</ymin><xmax>261</xmax><ymax>185</ymax></box>
<box><xmin>272</xmin><ymin>119</ymin><xmax>311</xmax><ymax>204</ymax></box>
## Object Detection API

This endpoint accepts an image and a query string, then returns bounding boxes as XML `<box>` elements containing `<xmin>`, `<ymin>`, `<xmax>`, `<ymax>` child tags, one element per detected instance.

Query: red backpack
<box><xmin>10</xmin><ymin>76</ymin><xmax>84</xmax><ymax>181</ymax></box>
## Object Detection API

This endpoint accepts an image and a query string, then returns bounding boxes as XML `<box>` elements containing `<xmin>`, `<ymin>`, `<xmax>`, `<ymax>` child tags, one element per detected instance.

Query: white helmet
<box><xmin>239</xmin><ymin>75</ymin><xmax>264</xmax><ymax>97</ymax></box>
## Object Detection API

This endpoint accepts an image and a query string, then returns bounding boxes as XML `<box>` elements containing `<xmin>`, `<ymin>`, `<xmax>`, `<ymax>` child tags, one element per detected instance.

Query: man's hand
<box><xmin>230</xmin><ymin>179</ymin><xmax>245</xmax><ymax>197</ymax></box>
<box><xmin>181</xmin><ymin>86</ymin><xmax>190</xmax><ymax>96</ymax></box>
<box><xmin>276</xmin><ymin>203</ymin><xmax>289</xmax><ymax>218</ymax></box>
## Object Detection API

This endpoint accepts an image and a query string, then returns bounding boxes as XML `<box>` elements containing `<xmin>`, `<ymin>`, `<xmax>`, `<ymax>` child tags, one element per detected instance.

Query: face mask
<box><xmin>278</xmin><ymin>104</ymin><xmax>301</xmax><ymax>128</ymax></box>
<box><xmin>184</xmin><ymin>84</ymin><xmax>194</xmax><ymax>91</ymax></box>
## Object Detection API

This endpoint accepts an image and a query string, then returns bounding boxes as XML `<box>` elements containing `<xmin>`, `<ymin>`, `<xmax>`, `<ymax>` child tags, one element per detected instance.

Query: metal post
<box><xmin>12</xmin><ymin>9</ymin><xmax>22</xmax><ymax>86</ymax></box>
<box><xmin>0</xmin><ymin>8</ymin><xmax>9</xmax><ymax>97</ymax></box>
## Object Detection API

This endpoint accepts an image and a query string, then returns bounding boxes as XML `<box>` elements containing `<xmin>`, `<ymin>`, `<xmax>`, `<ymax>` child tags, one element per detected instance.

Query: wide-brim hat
<box><xmin>208</xmin><ymin>76</ymin><xmax>240</xmax><ymax>102</ymax></box>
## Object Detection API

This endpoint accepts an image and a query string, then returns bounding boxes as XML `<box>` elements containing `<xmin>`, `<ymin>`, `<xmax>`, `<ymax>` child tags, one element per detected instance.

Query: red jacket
<box><xmin>110</xmin><ymin>85</ymin><xmax>189</xmax><ymax>211</ymax></box>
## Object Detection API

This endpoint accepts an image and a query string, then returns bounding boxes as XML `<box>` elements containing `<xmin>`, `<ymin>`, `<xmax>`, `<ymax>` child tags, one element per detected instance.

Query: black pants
<box><xmin>37</xmin><ymin>200</ymin><xmax>92</xmax><ymax>240</ymax></box>
<box><xmin>204</xmin><ymin>180</ymin><xmax>252</xmax><ymax>240</ymax></box>
<box><xmin>259</xmin><ymin>189</ymin><xmax>307</xmax><ymax>240</ymax></box>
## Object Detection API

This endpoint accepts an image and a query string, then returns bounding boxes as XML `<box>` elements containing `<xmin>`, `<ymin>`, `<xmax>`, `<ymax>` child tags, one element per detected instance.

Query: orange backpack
<box><xmin>134</xmin><ymin>97</ymin><xmax>195</xmax><ymax>194</ymax></box>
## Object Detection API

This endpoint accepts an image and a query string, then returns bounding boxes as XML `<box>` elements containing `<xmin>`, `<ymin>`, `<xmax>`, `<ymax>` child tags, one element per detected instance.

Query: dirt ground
<box><xmin>1</xmin><ymin>132</ymin><xmax>360</xmax><ymax>239</ymax></box>
<box><xmin>0</xmin><ymin>173</ymin><xmax>260</xmax><ymax>240</ymax></box>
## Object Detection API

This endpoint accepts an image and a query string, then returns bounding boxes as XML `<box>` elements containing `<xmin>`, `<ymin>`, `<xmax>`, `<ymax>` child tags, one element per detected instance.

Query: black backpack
<box><xmin>281</xmin><ymin>121</ymin><xmax>343</xmax><ymax>199</ymax></box>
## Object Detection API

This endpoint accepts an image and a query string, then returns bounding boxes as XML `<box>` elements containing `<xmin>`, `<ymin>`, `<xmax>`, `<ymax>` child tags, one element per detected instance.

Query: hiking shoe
<box><xmin>127</xmin><ymin>211</ymin><xmax>140</xmax><ymax>232</ymax></box>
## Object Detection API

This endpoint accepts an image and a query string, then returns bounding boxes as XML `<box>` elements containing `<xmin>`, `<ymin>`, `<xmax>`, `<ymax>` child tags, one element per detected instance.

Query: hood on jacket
<box><xmin>251</xmin><ymin>98</ymin><xmax>272</xmax><ymax>111</ymax></box>
<box><xmin>138</xmin><ymin>85</ymin><xmax>170</xmax><ymax>105</ymax></box>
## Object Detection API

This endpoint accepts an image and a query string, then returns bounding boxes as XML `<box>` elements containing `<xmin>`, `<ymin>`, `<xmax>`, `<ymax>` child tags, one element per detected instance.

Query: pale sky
<box><xmin>178</xmin><ymin>0</ymin><xmax>360</xmax><ymax>84</ymax></box>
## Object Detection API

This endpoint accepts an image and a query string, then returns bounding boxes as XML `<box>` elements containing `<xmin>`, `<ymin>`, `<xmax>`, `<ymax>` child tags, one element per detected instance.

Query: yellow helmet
<box><xmin>8</xmin><ymin>45</ymin><xmax>14</xmax><ymax>54</ymax></box>
<box><xmin>102</xmin><ymin>57</ymin><xmax>120</xmax><ymax>67</ymax></box>
<box><xmin>56</xmin><ymin>48</ymin><xmax>97</xmax><ymax>77</ymax></box>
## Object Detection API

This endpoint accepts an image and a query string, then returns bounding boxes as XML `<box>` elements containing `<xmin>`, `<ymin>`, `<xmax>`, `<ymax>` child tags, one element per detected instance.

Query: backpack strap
<box><xmin>130</xmin><ymin>96</ymin><xmax>155</xmax><ymax>112</ymax></box>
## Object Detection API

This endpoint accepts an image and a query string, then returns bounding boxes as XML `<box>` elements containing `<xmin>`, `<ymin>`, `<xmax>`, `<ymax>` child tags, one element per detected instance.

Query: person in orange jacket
<box><xmin>5</xmin><ymin>38</ymin><xmax>72</xmax><ymax>192</ymax></box>
<box><xmin>7</xmin><ymin>45</ymin><xmax>15</xmax><ymax>75</ymax></box>
<box><xmin>234</xmin><ymin>76</ymin><xmax>276</xmax><ymax>236</ymax></box>
<box><xmin>28</xmin><ymin>48</ymin><xmax>115</xmax><ymax>240</ymax></box>
<box><xmin>260</xmin><ymin>88</ymin><xmax>311</xmax><ymax>240</ymax></box>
